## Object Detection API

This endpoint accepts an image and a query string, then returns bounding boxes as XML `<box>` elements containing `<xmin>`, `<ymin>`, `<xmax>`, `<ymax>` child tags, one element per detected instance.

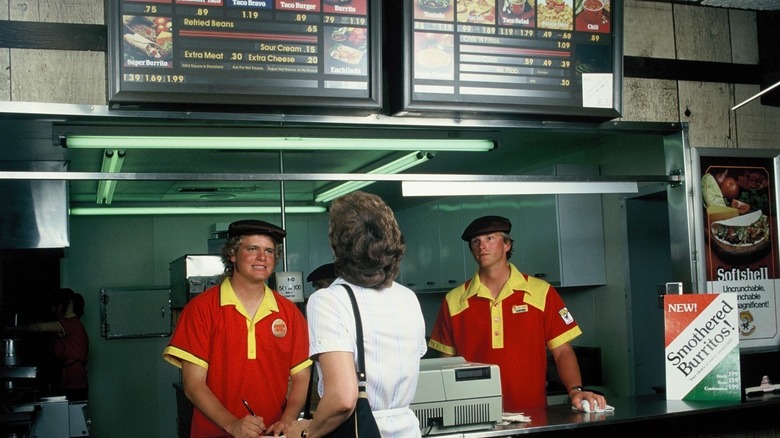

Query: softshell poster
<box><xmin>699</xmin><ymin>154</ymin><xmax>779</xmax><ymax>349</ymax></box>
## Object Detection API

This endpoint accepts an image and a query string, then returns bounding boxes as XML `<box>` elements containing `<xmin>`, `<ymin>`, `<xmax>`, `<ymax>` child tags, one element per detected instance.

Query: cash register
<box><xmin>410</xmin><ymin>357</ymin><xmax>502</xmax><ymax>435</ymax></box>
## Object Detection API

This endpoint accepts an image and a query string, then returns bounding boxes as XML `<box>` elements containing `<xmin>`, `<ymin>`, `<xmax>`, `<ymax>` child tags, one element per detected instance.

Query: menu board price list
<box><xmin>114</xmin><ymin>0</ymin><xmax>376</xmax><ymax>107</ymax></box>
<box><xmin>409</xmin><ymin>0</ymin><xmax>616</xmax><ymax>114</ymax></box>
<box><xmin>123</xmin><ymin>73</ymin><xmax>186</xmax><ymax>83</ymax></box>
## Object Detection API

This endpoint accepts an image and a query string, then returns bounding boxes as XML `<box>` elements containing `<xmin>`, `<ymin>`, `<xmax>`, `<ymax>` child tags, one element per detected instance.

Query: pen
<box><xmin>242</xmin><ymin>399</ymin><xmax>255</xmax><ymax>417</ymax></box>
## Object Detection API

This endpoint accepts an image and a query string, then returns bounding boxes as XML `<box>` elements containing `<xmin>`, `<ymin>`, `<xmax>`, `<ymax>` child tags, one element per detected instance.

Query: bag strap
<box><xmin>341</xmin><ymin>284</ymin><xmax>368</xmax><ymax>387</ymax></box>
<box><xmin>302</xmin><ymin>283</ymin><xmax>367</xmax><ymax>419</ymax></box>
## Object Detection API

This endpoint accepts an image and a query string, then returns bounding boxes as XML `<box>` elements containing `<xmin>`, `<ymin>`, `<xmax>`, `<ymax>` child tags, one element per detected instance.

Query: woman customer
<box><xmin>286</xmin><ymin>191</ymin><xmax>427</xmax><ymax>438</ymax></box>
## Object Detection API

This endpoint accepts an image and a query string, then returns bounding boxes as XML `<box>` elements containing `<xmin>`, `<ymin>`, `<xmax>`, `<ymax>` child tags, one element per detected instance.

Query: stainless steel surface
<box><xmin>0</xmin><ymin>366</ymin><xmax>37</xmax><ymax>380</ymax></box>
<box><xmin>448</xmin><ymin>394</ymin><xmax>780</xmax><ymax>437</ymax></box>
<box><xmin>2</xmin><ymin>339</ymin><xmax>20</xmax><ymax>367</ymax></box>
<box><xmin>0</xmin><ymin>160</ymin><xmax>69</xmax><ymax>249</ymax></box>
<box><xmin>169</xmin><ymin>255</ymin><xmax>224</xmax><ymax>308</ymax></box>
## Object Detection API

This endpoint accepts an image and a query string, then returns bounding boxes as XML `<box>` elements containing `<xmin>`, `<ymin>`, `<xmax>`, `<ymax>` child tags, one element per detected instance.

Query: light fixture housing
<box><xmin>69</xmin><ymin>205</ymin><xmax>327</xmax><ymax>216</ymax></box>
<box><xmin>96</xmin><ymin>149</ymin><xmax>126</xmax><ymax>204</ymax></box>
<box><xmin>402</xmin><ymin>180</ymin><xmax>639</xmax><ymax>196</ymax></box>
<box><xmin>64</xmin><ymin>135</ymin><xmax>496</xmax><ymax>152</ymax></box>
<box><xmin>315</xmin><ymin>151</ymin><xmax>433</xmax><ymax>203</ymax></box>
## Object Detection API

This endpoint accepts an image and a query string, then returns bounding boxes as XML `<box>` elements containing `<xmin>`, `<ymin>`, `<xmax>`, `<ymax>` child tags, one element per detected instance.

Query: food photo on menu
<box><xmin>457</xmin><ymin>0</ymin><xmax>497</xmax><ymax>24</ymax></box>
<box><xmin>325</xmin><ymin>26</ymin><xmax>369</xmax><ymax>74</ymax></box>
<box><xmin>413</xmin><ymin>32</ymin><xmax>455</xmax><ymax>80</ymax></box>
<box><xmin>701</xmin><ymin>164</ymin><xmax>774</xmax><ymax>273</ymax></box>
<box><xmin>537</xmin><ymin>0</ymin><xmax>573</xmax><ymax>30</ymax></box>
<box><xmin>122</xmin><ymin>15</ymin><xmax>173</xmax><ymax>67</ymax></box>
<box><xmin>574</xmin><ymin>0</ymin><xmax>610</xmax><ymax>32</ymax></box>
<box><xmin>499</xmin><ymin>0</ymin><xmax>535</xmax><ymax>26</ymax></box>
<box><xmin>416</xmin><ymin>0</ymin><xmax>455</xmax><ymax>21</ymax></box>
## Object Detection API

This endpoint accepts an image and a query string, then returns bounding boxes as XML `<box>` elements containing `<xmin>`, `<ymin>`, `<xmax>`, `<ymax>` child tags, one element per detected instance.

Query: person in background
<box><xmin>6</xmin><ymin>288</ymin><xmax>89</xmax><ymax>401</ymax></box>
<box><xmin>163</xmin><ymin>220</ymin><xmax>312</xmax><ymax>438</ymax></box>
<box><xmin>8</xmin><ymin>287</ymin><xmax>89</xmax><ymax>401</ymax></box>
<box><xmin>306</xmin><ymin>263</ymin><xmax>336</xmax><ymax>291</ymax></box>
<box><xmin>427</xmin><ymin>215</ymin><xmax>607</xmax><ymax>413</ymax></box>
<box><xmin>287</xmin><ymin>191</ymin><xmax>427</xmax><ymax>438</ymax></box>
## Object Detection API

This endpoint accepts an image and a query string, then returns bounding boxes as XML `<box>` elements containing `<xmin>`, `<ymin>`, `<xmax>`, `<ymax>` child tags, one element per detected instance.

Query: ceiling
<box><xmin>0</xmin><ymin>114</ymin><xmax>677</xmax><ymax>215</ymax></box>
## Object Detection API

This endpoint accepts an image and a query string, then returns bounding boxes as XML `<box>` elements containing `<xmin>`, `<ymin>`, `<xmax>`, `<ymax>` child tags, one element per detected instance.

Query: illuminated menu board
<box><xmin>108</xmin><ymin>0</ymin><xmax>380</xmax><ymax>110</ymax></box>
<box><xmin>398</xmin><ymin>0</ymin><xmax>622</xmax><ymax>117</ymax></box>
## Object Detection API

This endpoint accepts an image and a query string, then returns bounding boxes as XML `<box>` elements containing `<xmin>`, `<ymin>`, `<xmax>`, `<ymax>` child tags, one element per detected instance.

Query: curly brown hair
<box><xmin>329</xmin><ymin>191</ymin><xmax>405</xmax><ymax>289</ymax></box>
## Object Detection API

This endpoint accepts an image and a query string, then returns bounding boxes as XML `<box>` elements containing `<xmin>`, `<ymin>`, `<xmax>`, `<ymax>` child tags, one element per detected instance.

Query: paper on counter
<box><xmin>502</xmin><ymin>412</ymin><xmax>532</xmax><ymax>423</ymax></box>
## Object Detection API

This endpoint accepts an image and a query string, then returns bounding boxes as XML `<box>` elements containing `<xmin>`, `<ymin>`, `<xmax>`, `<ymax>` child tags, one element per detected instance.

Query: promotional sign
<box><xmin>699</xmin><ymin>154</ymin><xmax>779</xmax><ymax>350</ymax></box>
<box><xmin>397</xmin><ymin>0</ymin><xmax>622</xmax><ymax>117</ymax></box>
<box><xmin>108</xmin><ymin>0</ymin><xmax>381</xmax><ymax>109</ymax></box>
<box><xmin>275</xmin><ymin>271</ymin><xmax>304</xmax><ymax>302</ymax></box>
<box><xmin>664</xmin><ymin>293</ymin><xmax>741</xmax><ymax>401</ymax></box>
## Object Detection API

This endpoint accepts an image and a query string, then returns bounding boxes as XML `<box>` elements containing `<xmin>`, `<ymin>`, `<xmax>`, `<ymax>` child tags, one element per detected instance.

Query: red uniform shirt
<box><xmin>428</xmin><ymin>263</ymin><xmax>581</xmax><ymax>412</ymax></box>
<box><xmin>54</xmin><ymin>317</ymin><xmax>89</xmax><ymax>395</ymax></box>
<box><xmin>163</xmin><ymin>279</ymin><xmax>311</xmax><ymax>437</ymax></box>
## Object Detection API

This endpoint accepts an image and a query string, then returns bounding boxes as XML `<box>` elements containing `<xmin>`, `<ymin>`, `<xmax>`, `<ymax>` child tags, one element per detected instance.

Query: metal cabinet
<box><xmin>398</xmin><ymin>200</ymin><xmax>469</xmax><ymax>292</ymax></box>
<box><xmin>517</xmin><ymin>165</ymin><xmax>607</xmax><ymax>287</ymax></box>
<box><xmin>100</xmin><ymin>286</ymin><xmax>171</xmax><ymax>339</ymax></box>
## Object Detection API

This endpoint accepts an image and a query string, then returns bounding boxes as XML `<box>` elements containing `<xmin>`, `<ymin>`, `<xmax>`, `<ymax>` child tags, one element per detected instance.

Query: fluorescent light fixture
<box><xmin>315</xmin><ymin>152</ymin><xmax>432</xmax><ymax>203</ymax></box>
<box><xmin>97</xmin><ymin>149</ymin><xmax>125</xmax><ymax>204</ymax></box>
<box><xmin>402</xmin><ymin>181</ymin><xmax>639</xmax><ymax>196</ymax></box>
<box><xmin>65</xmin><ymin>135</ymin><xmax>495</xmax><ymax>152</ymax></box>
<box><xmin>731</xmin><ymin>80</ymin><xmax>780</xmax><ymax>111</ymax></box>
<box><xmin>69</xmin><ymin>205</ymin><xmax>327</xmax><ymax>216</ymax></box>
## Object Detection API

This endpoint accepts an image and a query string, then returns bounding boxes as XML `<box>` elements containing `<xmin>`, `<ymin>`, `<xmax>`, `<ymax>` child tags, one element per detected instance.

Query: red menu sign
<box><xmin>109</xmin><ymin>0</ymin><xmax>380</xmax><ymax>109</ymax></box>
<box><xmin>399</xmin><ymin>0</ymin><xmax>620</xmax><ymax>117</ymax></box>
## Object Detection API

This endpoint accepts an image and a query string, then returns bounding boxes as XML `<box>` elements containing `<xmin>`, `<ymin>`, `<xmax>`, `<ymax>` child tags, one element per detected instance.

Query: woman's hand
<box><xmin>284</xmin><ymin>418</ymin><xmax>311</xmax><ymax>438</ymax></box>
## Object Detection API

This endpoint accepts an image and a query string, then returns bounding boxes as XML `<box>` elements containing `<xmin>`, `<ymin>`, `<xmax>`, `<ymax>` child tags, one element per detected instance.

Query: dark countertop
<box><xmin>442</xmin><ymin>393</ymin><xmax>780</xmax><ymax>437</ymax></box>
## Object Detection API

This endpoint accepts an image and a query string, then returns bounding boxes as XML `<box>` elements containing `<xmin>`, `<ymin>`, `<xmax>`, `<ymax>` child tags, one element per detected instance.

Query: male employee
<box><xmin>164</xmin><ymin>219</ymin><xmax>311</xmax><ymax>437</ymax></box>
<box><xmin>428</xmin><ymin>215</ymin><xmax>607</xmax><ymax>412</ymax></box>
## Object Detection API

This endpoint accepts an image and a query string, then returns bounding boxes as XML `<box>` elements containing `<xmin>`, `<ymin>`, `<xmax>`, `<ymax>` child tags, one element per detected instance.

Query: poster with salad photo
<box><xmin>700</xmin><ymin>154</ymin><xmax>778</xmax><ymax>345</ymax></box>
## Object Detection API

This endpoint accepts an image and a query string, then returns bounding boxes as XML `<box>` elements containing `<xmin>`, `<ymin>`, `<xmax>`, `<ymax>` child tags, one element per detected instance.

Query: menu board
<box><xmin>398</xmin><ymin>0</ymin><xmax>621</xmax><ymax>117</ymax></box>
<box><xmin>107</xmin><ymin>0</ymin><xmax>381</xmax><ymax>110</ymax></box>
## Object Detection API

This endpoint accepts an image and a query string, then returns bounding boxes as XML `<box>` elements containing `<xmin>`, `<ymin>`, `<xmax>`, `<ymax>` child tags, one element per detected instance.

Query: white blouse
<box><xmin>307</xmin><ymin>278</ymin><xmax>427</xmax><ymax>438</ymax></box>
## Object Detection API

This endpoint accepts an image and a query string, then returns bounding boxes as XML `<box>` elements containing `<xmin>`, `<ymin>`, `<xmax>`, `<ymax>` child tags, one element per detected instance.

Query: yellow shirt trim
<box><xmin>162</xmin><ymin>345</ymin><xmax>208</xmax><ymax>370</ymax></box>
<box><xmin>444</xmin><ymin>263</ymin><xmax>553</xmax><ymax>349</ymax></box>
<box><xmin>220</xmin><ymin>278</ymin><xmax>279</xmax><ymax>360</ymax></box>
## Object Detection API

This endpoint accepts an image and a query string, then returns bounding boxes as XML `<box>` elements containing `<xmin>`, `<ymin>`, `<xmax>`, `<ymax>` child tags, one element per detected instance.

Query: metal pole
<box><xmin>279</xmin><ymin>151</ymin><xmax>288</xmax><ymax>271</ymax></box>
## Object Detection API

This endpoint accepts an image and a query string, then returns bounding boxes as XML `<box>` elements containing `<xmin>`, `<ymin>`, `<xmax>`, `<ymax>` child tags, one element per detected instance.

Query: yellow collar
<box><xmin>219</xmin><ymin>278</ymin><xmax>279</xmax><ymax>320</ymax></box>
<box><xmin>465</xmin><ymin>263</ymin><xmax>530</xmax><ymax>302</ymax></box>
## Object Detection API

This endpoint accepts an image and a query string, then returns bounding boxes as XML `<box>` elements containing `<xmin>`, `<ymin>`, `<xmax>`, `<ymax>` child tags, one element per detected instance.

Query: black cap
<box><xmin>306</xmin><ymin>263</ymin><xmax>336</xmax><ymax>282</ymax></box>
<box><xmin>461</xmin><ymin>215</ymin><xmax>512</xmax><ymax>241</ymax></box>
<box><xmin>228</xmin><ymin>219</ymin><xmax>286</xmax><ymax>243</ymax></box>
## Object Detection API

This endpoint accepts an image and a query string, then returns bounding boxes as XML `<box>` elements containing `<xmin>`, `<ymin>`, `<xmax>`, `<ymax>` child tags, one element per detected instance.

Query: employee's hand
<box><xmin>228</xmin><ymin>414</ymin><xmax>265</xmax><ymax>438</ymax></box>
<box><xmin>570</xmin><ymin>389</ymin><xmax>606</xmax><ymax>412</ymax></box>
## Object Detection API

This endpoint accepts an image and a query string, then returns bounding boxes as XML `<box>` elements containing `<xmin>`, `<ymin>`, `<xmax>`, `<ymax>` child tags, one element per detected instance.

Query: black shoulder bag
<box><xmin>303</xmin><ymin>284</ymin><xmax>381</xmax><ymax>438</ymax></box>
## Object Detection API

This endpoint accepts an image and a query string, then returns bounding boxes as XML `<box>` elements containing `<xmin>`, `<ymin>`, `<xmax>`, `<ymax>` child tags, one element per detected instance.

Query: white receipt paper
<box><xmin>582</xmin><ymin>73</ymin><xmax>613</xmax><ymax>108</ymax></box>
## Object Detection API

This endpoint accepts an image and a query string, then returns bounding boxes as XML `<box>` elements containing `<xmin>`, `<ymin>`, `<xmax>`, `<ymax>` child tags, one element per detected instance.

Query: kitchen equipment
<box><xmin>410</xmin><ymin>356</ymin><xmax>502</xmax><ymax>434</ymax></box>
<box><xmin>2</xmin><ymin>338</ymin><xmax>20</xmax><ymax>366</ymax></box>
<box><xmin>13</xmin><ymin>398</ymin><xmax>90</xmax><ymax>437</ymax></box>
<box><xmin>169</xmin><ymin>255</ymin><xmax>224</xmax><ymax>308</ymax></box>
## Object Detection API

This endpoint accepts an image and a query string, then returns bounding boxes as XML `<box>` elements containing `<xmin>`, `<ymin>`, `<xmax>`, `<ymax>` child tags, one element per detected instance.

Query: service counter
<box><xmin>431</xmin><ymin>393</ymin><xmax>780</xmax><ymax>438</ymax></box>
